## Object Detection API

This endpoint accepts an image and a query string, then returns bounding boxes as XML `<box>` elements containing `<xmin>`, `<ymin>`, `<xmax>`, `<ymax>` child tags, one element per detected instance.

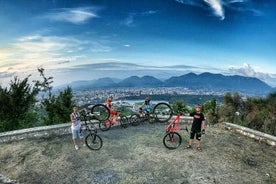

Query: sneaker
<box><xmin>197</xmin><ymin>147</ymin><xmax>202</xmax><ymax>152</ymax></box>
<box><xmin>83</xmin><ymin>143</ymin><xmax>86</xmax><ymax>147</ymax></box>
<box><xmin>185</xmin><ymin>145</ymin><xmax>192</xmax><ymax>149</ymax></box>
<box><xmin>74</xmin><ymin>145</ymin><xmax>79</xmax><ymax>150</ymax></box>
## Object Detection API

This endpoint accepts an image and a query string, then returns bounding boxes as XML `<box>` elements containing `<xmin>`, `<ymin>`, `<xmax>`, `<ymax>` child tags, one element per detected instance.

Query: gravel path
<box><xmin>0</xmin><ymin>122</ymin><xmax>275</xmax><ymax>184</ymax></box>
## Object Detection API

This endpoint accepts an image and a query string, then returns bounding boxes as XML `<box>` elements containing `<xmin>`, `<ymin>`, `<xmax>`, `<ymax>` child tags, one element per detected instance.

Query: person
<box><xmin>105</xmin><ymin>96</ymin><xmax>117</xmax><ymax>122</ymax></box>
<box><xmin>185</xmin><ymin>104</ymin><xmax>206</xmax><ymax>151</ymax></box>
<box><xmin>70</xmin><ymin>106</ymin><xmax>85</xmax><ymax>150</ymax></box>
<box><xmin>140</xmin><ymin>96</ymin><xmax>152</xmax><ymax>114</ymax></box>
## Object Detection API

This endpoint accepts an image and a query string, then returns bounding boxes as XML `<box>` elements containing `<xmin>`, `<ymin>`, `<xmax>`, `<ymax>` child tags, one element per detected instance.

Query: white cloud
<box><xmin>203</xmin><ymin>0</ymin><xmax>225</xmax><ymax>20</ymax></box>
<box><xmin>228</xmin><ymin>63</ymin><xmax>276</xmax><ymax>87</ymax></box>
<box><xmin>45</xmin><ymin>7</ymin><xmax>98</xmax><ymax>24</ymax></box>
<box><xmin>175</xmin><ymin>0</ymin><xmax>225</xmax><ymax>20</ymax></box>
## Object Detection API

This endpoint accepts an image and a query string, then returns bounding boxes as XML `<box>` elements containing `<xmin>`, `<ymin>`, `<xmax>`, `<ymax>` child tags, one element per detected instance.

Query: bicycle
<box><xmin>163</xmin><ymin>111</ymin><xmax>189</xmax><ymax>150</ymax></box>
<box><xmin>99</xmin><ymin>109</ymin><xmax>128</xmax><ymax>131</ymax></box>
<box><xmin>129</xmin><ymin>102</ymin><xmax>173</xmax><ymax>126</ymax></box>
<box><xmin>79</xmin><ymin>109</ymin><xmax>103</xmax><ymax>150</ymax></box>
<box><xmin>90</xmin><ymin>104</ymin><xmax>111</xmax><ymax>121</ymax></box>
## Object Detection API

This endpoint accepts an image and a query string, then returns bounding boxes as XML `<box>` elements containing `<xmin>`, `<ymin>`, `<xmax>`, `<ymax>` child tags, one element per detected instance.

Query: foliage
<box><xmin>0</xmin><ymin>68</ymin><xmax>73</xmax><ymax>132</ymax></box>
<box><xmin>0</xmin><ymin>76</ymin><xmax>39</xmax><ymax>132</ymax></box>
<box><xmin>218</xmin><ymin>92</ymin><xmax>276</xmax><ymax>136</ymax></box>
<box><xmin>34</xmin><ymin>68</ymin><xmax>74</xmax><ymax>125</ymax></box>
<box><xmin>171</xmin><ymin>99</ymin><xmax>189</xmax><ymax>114</ymax></box>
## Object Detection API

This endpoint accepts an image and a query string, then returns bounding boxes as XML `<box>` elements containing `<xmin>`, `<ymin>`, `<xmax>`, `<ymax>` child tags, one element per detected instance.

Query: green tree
<box><xmin>0</xmin><ymin>76</ymin><xmax>39</xmax><ymax>132</ymax></box>
<box><xmin>202</xmin><ymin>98</ymin><xmax>218</xmax><ymax>124</ymax></box>
<box><xmin>171</xmin><ymin>99</ymin><xmax>188</xmax><ymax>114</ymax></box>
<box><xmin>33</xmin><ymin>68</ymin><xmax>73</xmax><ymax>125</ymax></box>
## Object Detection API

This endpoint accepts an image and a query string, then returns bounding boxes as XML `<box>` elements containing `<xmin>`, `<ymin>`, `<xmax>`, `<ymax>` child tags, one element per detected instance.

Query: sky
<box><xmin>0</xmin><ymin>0</ymin><xmax>276</xmax><ymax>87</ymax></box>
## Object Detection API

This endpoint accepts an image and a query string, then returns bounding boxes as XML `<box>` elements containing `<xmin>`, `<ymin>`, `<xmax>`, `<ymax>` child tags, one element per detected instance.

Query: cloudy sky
<box><xmin>0</xmin><ymin>0</ymin><xmax>276</xmax><ymax>87</ymax></box>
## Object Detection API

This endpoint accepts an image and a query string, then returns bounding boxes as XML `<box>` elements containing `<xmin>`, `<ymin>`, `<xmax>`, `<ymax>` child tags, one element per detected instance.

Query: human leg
<box><xmin>196</xmin><ymin>132</ymin><xmax>202</xmax><ymax>151</ymax></box>
<box><xmin>185</xmin><ymin>131</ymin><xmax>195</xmax><ymax>148</ymax></box>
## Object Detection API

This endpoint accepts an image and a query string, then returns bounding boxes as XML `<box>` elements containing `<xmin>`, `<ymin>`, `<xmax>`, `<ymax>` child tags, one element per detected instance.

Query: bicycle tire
<box><xmin>129</xmin><ymin>114</ymin><xmax>140</xmax><ymax>126</ymax></box>
<box><xmin>85</xmin><ymin>133</ymin><xmax>103</xmax><ymax>150</ymax></box>
<box><xmin>153</xmin><ymin>102</ymin><xmax>173</xmax><ymax>122</ymax></box>
<box><xmin>120</xmin><ymin>115</ymin><xmax>129</xmax><ymax>128</ymax></box>
<box><xmin>91</xmin><ymin>104</ymin><xmax>110</xmax><ymax>121</ymax></box>
<box><xmin>163</xmin><ymin>132</ymin><xmax>182</xmax><ymax>149</ymax></box>
<box><xmin>99</xmin><ymin>119</ymin><xmax>111</xmax><ymax>131</ymax></box>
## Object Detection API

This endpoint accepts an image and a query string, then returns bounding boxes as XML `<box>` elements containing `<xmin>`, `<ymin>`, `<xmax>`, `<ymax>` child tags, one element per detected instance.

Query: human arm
<box><xmin>201</xmin><ymin>120</ymin><xmax>206</xmax><ymax>134</ymax></box>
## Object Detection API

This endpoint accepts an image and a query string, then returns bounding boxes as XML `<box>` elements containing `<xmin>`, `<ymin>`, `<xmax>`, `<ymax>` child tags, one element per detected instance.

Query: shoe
<box><xmin>74</xmin><ymin>145</ymin><xmax>79</xmax><ymax>150</ymax></box>
<box><xmin>197</xmin><ymin>147</ymin><xmax>202</xmax><ymax>151</ymax></box>
<box><xmin>83</xmin><ymin>143</ymin><xmax>86</xmax><ymax>147</ymax></box>
<box><xmin>185</xmin><ymin>145</ymin><xmax>192</xmax><ymax>149</ymax></box>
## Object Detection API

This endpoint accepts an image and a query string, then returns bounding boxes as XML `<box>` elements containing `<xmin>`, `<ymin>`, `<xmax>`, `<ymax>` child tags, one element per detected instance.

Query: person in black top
<box><xmin>185</xmin><ymin>104</ymin><xmax>206</xmax><ymax>151</ymax></box>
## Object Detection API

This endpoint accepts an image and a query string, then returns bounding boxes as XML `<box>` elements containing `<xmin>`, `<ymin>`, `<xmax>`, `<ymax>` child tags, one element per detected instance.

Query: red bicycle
<box><xmin>99</xmin><ymin>109</ymin><xmax>128</xmax><ymax>131</ymax></box>
<box><xmin>163</xmin><ymin>112</ymin><xmax>189</xmax><ymax>149</ymax></box>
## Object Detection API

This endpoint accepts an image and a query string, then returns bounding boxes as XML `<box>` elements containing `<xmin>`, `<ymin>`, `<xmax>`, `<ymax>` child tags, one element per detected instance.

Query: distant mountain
<box><xmin>61</xmin><ymin>72</ymin><xmax>274</xmax><ymax>95</ymax></box>
<box><xmin>164</xmin><ymin>72</ymin><xmax>272</xmax><ymax>95</ymax></box>
<box><xmin>118</xmin><ymin>75</ymin><xmax>163</xmax><ymax>87</ymax></box>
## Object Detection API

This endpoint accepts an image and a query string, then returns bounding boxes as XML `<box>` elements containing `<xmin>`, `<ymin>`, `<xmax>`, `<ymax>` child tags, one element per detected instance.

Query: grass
<box><xmin>0</xmin><ymin>122</ymin><xmax>275</xmax><ymax>184</ymax></box>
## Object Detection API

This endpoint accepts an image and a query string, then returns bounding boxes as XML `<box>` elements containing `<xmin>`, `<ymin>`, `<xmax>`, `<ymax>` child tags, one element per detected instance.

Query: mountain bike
<box><xmin>90</xmin><ymin>104</ymin><xmax>110</xmax><ymax>121</ymax></box>
<box><xmin>163</xmin><ymin>112</ymin><xmax>189</xmax><ymax>150</ymax></box>
<box><xmin>99</xmin><ymin>109</ymin><xmax>128</xmax><ymax>131</ymax></box>
<box><xmin>80</xmin><ymin>109</ymin><xmax>103</xmax><ymax>150</ymax></box>
<box><xmin>129</xmin><ymin>102</ymin><xmax>173</xmax><ymax>126</ymax></box>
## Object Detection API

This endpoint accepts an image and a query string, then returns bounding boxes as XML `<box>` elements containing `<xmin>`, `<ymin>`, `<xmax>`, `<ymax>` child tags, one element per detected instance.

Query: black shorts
<box><xmin>190</xmin><ymin>130</ymin><xmax>202</xmax><ymax>141</ymax></box>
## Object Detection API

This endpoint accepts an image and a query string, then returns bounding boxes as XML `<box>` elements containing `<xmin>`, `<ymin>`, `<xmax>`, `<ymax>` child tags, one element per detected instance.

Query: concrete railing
<box><xmin>0</xmin><ymin>122</ymin><xmax>72</xmax><ymax>143</ymax></box>
<box><xmin>223</xmin><ymin>122</ymin><xmax>276</xmax><ymax>146</ymax></box>
<box><xmin>1</xmin><ymin>118</ymin><xmax>275</xmax><ymax>147</ymax></box>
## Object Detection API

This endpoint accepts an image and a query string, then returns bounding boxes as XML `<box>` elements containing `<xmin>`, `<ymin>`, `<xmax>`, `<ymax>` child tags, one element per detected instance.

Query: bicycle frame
<box><xmin>163</xmin><ymin>112</ymin><xmax>188</xmax><ymax>150</ymax></box>
<box><xmin>99</xmin><ymin>109</ymin><xmax>128</xmax><ymax>131</ymax></box>
<box><xmin>80</xmin><ymin>110</ymin><xmax>103</xmax><ymax>150</ymax></box>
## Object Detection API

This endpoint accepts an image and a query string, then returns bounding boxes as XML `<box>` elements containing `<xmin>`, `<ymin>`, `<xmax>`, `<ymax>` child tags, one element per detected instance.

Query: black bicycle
<box><xmin>129</xmin><ymin>102</ymin><xmax>173</xmax><ymax>126</ymax></box>
<box><xmin>80</xmin><ymin>109</ymin><xmax>103</xmax><ymax>150</ymax></box>
<box><xmin>90</xmin><ymin>104</ymin><xmax>110</xmax><ymax>121</ymax></box>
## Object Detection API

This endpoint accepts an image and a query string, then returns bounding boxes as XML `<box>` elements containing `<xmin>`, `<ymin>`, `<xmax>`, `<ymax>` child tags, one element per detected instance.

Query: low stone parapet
<box><xmin>0</xmin><ymin>123</ymin><xmax>72</xmax><ymax>143</ymax></box>
<box><xmin>223</xmin><ymin>122</ymin><xmax>276</xmax><ymax>146</ymax></box>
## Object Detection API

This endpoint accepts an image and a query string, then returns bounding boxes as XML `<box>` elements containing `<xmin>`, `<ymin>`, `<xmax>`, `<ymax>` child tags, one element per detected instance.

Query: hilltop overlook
<box><xmin>1</xmin><ymin>123</ymin><xmax>275</xmax><ymax>184</ymax></box>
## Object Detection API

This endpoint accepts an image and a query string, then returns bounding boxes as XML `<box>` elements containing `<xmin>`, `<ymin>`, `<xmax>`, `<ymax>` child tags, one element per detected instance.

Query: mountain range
<box><xmin>61</xmin><ymin>72</ymin><xmax>275</xmax><ymax>95</ymax></box>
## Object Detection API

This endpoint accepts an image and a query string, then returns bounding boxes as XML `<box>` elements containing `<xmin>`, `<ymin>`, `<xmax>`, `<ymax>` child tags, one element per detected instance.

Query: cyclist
<box><xmin>140</xmin><ymin>96</ymin><xmax>152</xmax><ymax>115</ymax></box>
<box><xmin>70</xmin><ymin>106</ymin><xmax>86</xmax><ymax>150</ymax></box>
<box><xmin>185</xmin><ymin>104</ymin><xmax>206</xmax><ymax>151</ymax></box>
<box><xmin>105</xmin><ymin>96</ymin><xmax>118</xmax><ymax>123</ymax></box>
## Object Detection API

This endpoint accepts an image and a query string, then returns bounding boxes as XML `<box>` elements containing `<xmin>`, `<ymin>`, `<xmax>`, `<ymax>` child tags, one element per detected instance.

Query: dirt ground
<box><xmin>0</xmin><ymin>122</ymin><xmax>275</xmax><ymax>184</ymax></box>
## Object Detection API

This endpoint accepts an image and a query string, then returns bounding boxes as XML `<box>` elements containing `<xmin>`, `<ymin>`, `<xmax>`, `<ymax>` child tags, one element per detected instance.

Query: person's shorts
<box><xmin>110</xmin><ymin>109</ymin><xmax>118</xmax><ymax>115</ymax></box>
<box><xmin>71</xmin><ymin>127</ymin><xmax>84</xmax><ymax>139</ymax></box>
<box><xmin>190</xmin><ymin>130</ymin><xmax>201</xmax><ymax>141</ymax></box>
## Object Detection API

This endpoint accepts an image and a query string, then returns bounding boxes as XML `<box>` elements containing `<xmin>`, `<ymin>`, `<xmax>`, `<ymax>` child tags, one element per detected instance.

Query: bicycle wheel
<box><xmin>163</xmin><ymin>132</ymin><xmax>182</xmax><ymax>149</ymax></box>
<box><xmin>129</xmin><ymin>114</ymin><xmax>140</xmax><ymax>126</ymax></box>
<box><xmin>153</xmin><ymin>102</ymin><xmax>173</xmax><ymax>122</ymax></box>
<box><xmin>85</xmin><ymin>133</ymin><xmax>103</xmax><ymax>150</ymax></box>
<box><xmin>91</xmin><ymin>104</ymin><xmax>110</xmax><ymax>121</ymax></box>
<box><xmin>120</xmin><ymin>115</ymin><xmax>128</xmax><ymax>128</ymax></box>
<box><xmin>99</xmin><ymin>119</ymin><xmax>111</xmax><ymax>131</ymax></box>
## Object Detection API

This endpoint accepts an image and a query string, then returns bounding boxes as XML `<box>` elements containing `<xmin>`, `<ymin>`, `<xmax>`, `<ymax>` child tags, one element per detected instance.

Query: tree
<box><xmin>0</xmin><ymin>76</ymin><xmax>39</xmax><ymax>132</ymax></box>
<box><xmin>34</xmin><ymin>68</ymin><xmax>73</xmax><ymax>125</ymax></box>
<box><xmin>202</xmin><ymin>98</ymin><xmax>218</xmax><ymax>124</ymax></box>
<box><xmin>171</xmin><ymin>99</ymin><xmax>189</xmax><ymax>114</ymax></box>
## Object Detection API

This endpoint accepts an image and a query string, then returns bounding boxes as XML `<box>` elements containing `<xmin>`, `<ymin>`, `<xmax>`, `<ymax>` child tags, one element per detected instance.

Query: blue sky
<box><xmin>0</xmin><ymin>0</ymin><xmax>276</xmax><ymax>87</ymax></box>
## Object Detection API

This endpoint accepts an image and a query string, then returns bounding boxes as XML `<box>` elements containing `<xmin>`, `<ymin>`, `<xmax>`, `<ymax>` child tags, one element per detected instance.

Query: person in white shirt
<box><xmin>70</xmin><ymin>106</ymin><xmax>85</xmax><ymax>150</ymax></box>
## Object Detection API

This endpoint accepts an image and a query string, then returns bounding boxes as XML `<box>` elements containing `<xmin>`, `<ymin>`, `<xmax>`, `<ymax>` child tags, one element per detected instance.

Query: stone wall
<box><xmin>223</xmin><ymin>122</ymin><xmax>276</xmax><ymax>146</ymax></box>
<box><xmin>0</xmin><ymin>123</ymin><xmax>72</xmax><ymax>143</ymax></box>
<box><xmin>1</xmin><ymin>118</ymin><xmax>275</xmax><ymax>147</ymax></box>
